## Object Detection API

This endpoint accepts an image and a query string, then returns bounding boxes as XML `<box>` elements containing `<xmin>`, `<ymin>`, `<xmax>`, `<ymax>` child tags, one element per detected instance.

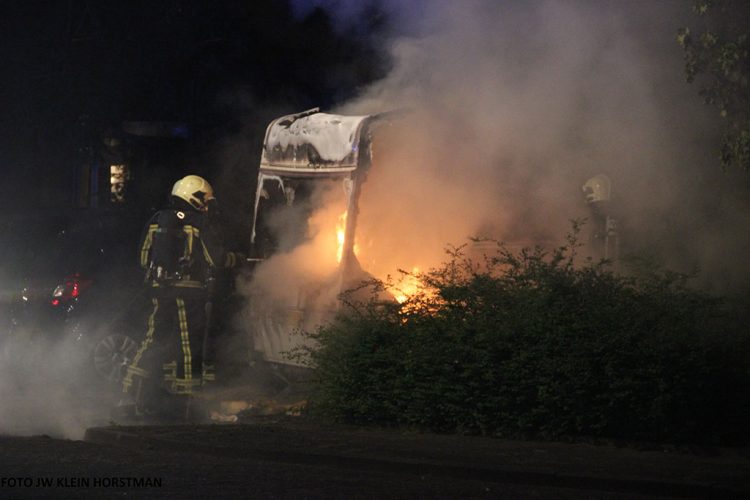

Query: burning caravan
<box><xmin>246</xmin><ymin>108</ymin><xmax>390</xmax><ymax>367</ymax></box>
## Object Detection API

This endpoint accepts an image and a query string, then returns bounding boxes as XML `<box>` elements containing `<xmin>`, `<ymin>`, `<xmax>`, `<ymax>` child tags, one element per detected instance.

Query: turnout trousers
<box><xmin>122</xmin><ymin>286</ymin><xmax>215</xmax><ymax>407</ymax></box>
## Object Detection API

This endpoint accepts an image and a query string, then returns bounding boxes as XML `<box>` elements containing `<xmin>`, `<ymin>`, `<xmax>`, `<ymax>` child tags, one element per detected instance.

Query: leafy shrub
<box><xmin>301</xmin><ymin>228</ymin><xmax>750</xmax><ymax>444</ymax></box>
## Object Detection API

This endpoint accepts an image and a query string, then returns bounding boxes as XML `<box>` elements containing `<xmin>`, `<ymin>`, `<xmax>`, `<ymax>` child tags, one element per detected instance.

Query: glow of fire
<box><xmin>336</xmin><ymin>212</ymin><xmax>347</xmax><ymax>263</ymax></box>
<box><xmin>335</xmin><ymin>210</ymin><xmax>419</xmax><ymax>304</ymax></box>
<box><xmin>394</xmin><ymin>267</ymin><xmax>421</xmax><ymax>304</ymax></box>
<box><xmin>336</xmin><ymin>211</ymin><xmax>360</xmax><ymax>263</ymax></box>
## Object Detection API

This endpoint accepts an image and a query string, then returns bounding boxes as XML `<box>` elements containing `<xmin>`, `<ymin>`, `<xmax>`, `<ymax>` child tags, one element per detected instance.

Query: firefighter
<box><xmin>118</xmin><ymin>174</ymin><xmax>243</xmax><ymax>418</ymax></box>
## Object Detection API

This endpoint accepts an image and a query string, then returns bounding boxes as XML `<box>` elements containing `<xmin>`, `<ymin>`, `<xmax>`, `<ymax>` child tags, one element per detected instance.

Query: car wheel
<box><xmin>92</xmin><ymin>333</ymin><xmax>139</xmax><ymax>383</ymax></box>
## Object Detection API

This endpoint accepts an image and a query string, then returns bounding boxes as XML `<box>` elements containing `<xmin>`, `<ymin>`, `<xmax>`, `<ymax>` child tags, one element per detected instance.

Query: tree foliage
<box><xmin>301</xmin><ymin>231</ymin><xmax>750</xmax><ymax>445</ymax></box>
<box><xmin>678</xmin><ymin>0</ymin><xmax>750</xmax><ymax>170</ymax></box>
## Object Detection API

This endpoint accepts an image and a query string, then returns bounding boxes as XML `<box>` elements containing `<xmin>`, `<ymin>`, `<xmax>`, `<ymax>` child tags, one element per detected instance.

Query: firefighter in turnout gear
<box><xmin>119</xmin><ymin>175</ymin><xmax>243</xmax><ymax>418</ymax></box>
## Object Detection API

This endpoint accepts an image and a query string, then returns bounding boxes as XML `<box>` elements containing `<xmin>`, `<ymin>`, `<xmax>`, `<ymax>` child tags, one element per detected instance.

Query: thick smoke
<box><xmin>328</xmin><ymin>0</ymin><xmax>750</xmax><ymax>290</ymax></box>
<box><xmin>233</xmin><ymin>0</ymin><xmax>750</xmax><ymax>372</ymax></box>
<box><xmin>247</xmin><ymin>181</ymin><xmax>348</xmax><ymax>311</ymax></box>
<box><xmin>0</xmin><ymin>330</ymin><xmax>109</xmax><ymax>439</ymax></box>
<box><xmin>247</xmin><ymin>0</ymin><xmax>750</xmax><ymax>334</ymax></box>
<box><xmin>0</xmin><ymin>221</ymin><xmax>141</xmax><ymax>439</ymax></box>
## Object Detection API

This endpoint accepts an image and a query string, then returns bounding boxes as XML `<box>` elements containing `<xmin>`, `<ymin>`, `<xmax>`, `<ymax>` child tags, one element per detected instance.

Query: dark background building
<box><xmin>0</xmin><ymin>0</ymin><xmax>388</xmax><ymax>247</ymax></box>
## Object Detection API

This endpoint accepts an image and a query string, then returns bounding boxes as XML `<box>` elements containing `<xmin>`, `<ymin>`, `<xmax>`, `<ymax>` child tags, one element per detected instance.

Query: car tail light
<box><xmin>51</xmin><ymin>275</ymin><xmax>93</xmax><ymax>306</ymax></box>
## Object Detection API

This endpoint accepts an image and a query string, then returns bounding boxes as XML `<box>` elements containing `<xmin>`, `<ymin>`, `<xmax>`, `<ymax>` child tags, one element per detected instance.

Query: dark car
<box><xmin>0</xmin><ymin>210</ymin><xmax>149</xmax><ymax>388</ymax></box>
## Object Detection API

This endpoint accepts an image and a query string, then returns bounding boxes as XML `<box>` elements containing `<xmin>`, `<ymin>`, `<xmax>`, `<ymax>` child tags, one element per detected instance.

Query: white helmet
<box><xmin>582</xmin><ymin>174</ymin><xmax>611</xmax><ymax>204</ymax></box>
<box><xmin>171</xmin><ymin>175</ymin><xmax>215</xmax><ymax>211</ymax></box>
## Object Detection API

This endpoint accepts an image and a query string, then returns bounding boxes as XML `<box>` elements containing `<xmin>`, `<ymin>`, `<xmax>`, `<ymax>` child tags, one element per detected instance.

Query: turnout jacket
<box><xmin>139</xmin><ymin>202</ymin><xmax>241</xmax><ymax>289</ymax></box>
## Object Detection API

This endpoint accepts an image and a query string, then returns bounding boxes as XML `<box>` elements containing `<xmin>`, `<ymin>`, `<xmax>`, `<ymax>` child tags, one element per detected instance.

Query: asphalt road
<box><xmin>1</xmin><ymin>416</ymin><xmax>749</xmax><ymax>499</ymax></box>
<box><xmin>0</xmin><ymin>434</ymin><xmax>615</xmax><ymax>499</ymax></box>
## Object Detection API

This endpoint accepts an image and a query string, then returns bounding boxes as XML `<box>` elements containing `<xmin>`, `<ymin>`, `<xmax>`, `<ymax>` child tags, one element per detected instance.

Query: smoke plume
<box><xmin>325</xmin><ymin>0</ymin><xmax>750</xmax><ymax>289</ymax></box>
<box><xmin>242</xmin><ymin>0</ymin><xmax>750</xmax><ymax>364</ymax></box>
<box><xmin>0</xmin><ymin>330</ymin><xmax>109</xmax><ymax>439</ymax></box>
<box><xmin>244</xmin><ymin>0</ymin><xmax>750</xmax><ymax>358</ymax></box>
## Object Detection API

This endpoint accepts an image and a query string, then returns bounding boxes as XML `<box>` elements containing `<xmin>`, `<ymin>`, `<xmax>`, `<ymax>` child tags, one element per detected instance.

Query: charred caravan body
<box><xmin>247</xmin><ymin>108</ymin><xmax>387</xmax><ymax>367</ymax></box>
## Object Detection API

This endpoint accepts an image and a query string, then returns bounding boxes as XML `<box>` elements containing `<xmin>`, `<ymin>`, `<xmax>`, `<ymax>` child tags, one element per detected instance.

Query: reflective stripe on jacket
<box><xmin>139</xmin><ymin>205</ymin><xmax>239</xmax><ymax>287</ymax></box>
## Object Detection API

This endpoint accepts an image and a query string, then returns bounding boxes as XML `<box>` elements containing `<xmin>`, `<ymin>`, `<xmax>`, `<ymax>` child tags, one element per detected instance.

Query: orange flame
<box><xmin>336</xmin><ymin>211</ymin><xmax>360</xmax><ymax>263</ymax></box>
<box><xmin>336</xmin><ymin>210</ymin><xmax>420</xmax><ymax>304</ymax></box>
<box><xmin>336</xmin><ymin>212</ymin><xmax>347</xmax><ymax>263</ymax></box>
<box><xmin>394</xmin><ymin>267</ymin><xmax>421</xmax><ymax>304</ymax></box>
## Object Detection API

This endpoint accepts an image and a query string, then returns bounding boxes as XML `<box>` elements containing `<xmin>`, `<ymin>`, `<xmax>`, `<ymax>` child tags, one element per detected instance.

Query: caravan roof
<box><xmin>260</xmin><ymin>108</ymin><xmax>374</xmax><ymax>177</ymax></box>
